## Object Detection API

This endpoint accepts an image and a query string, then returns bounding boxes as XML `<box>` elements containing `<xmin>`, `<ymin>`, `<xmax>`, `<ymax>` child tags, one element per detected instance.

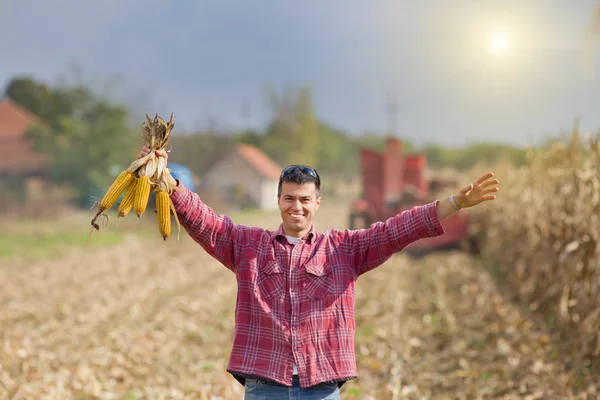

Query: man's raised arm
<box><xmin>137</xmin><ymin>144</ymin><xmax>243</xmax><ymax>273</ymax></box>
<box><xmin>342</xmin><ymin>172</ymin><xmax>499</xmax><ymax>277</ymax></box>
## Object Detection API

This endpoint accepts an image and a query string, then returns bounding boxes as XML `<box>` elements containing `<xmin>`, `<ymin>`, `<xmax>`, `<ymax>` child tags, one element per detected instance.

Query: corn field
<box><xmin>1</xmin><ymin>183</ymin><xmax>599</xmax><ymax>399</ymax></box>
<box><xmin>476</xmin><ymin>128</ymin><xmax>600</xmax><ymax>370</ymax></box>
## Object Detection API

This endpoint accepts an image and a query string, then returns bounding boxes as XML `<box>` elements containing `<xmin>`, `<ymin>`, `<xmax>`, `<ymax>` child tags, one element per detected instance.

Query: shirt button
<box><xmin>291</xmin><ymin>289</ymin><xmax>295</xmax><ymax>293</ymax></box>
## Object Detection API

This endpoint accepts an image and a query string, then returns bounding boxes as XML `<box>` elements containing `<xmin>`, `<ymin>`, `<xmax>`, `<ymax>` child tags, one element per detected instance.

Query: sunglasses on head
<box><xmin>280</xmin><ymin>165</ymin><xmax>320</xmax><ymax>184</ymax></box>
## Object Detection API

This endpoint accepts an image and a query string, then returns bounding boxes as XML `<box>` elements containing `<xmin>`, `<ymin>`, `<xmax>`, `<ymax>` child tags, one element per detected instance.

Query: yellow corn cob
<box><xmin>117</xmin><ymin>179</ymin><xmax>138</xmax><ymax>218</ymax></box>
<box><xmin>156</xmin><ymin>190</ymin><xmax>171</xmax><ymax>240</ymax></box>
<box><xmin>99</xmin><ymin>171</ymin><xmax>135</xmax><ymax>210</ymax></box>
<box><xmin>134</xmin><ymin>175</ymin><xmax>151</xmax><ymax>217</ymax></box>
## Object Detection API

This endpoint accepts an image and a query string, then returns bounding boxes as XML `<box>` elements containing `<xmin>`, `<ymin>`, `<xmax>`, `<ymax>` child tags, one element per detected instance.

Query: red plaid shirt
<box><xmin>171</xmin><ymin>185</ymin><xmax>444</xmax><ymax>388</ymax></box>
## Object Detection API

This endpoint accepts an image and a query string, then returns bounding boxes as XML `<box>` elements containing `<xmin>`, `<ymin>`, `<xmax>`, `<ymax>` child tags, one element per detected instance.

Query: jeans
<box><xmin>244</xmin><ymin>376</ymin><xmax>340</xmax><ymax>400</ymax></box>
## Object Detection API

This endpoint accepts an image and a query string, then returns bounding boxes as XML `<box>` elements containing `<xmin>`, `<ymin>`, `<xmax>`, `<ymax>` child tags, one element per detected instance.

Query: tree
<box><xmin>4</xmin><ymin>77</ymin><xmax>72</xmax><ymax>131</ymax></box>
<box><xmin>8</xmin><ymin>76</ymin><xmax>139</xmax><ymax>207</ymax></box>
<box><xmin>261</xmin><ymin>118</ymin><xmax>296</xmax><ymax>166</ymax></box>
<box><xmin>168</xmin><ymin>131</ymin><xmax>237</xmax><ymax>177</ymax></box>
<box><xmin>262</xmin><ymin>85</ymin><xmax>319</xmax><ymax>167</ymax></box>
<box><xmin>235</xmin><ymin>129</ymin><xmax>263</xmax><ymax>148</ymax></box>
<box><xmin>288</xmin><ymin>86</ymin><xmax>318</xmax><ymax>166</ymax></box>
<box><xmin>315</xmin><ymin>123</ymin><xmax>359</xmax><ymax>178</ymax></box>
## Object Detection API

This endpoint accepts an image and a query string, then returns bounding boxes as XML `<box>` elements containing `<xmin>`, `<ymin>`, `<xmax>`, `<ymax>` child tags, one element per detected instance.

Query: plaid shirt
<box><xmin>170</xmin><ymin>185</ymin><xmax>444</xmax><ymax>388</ymax></box>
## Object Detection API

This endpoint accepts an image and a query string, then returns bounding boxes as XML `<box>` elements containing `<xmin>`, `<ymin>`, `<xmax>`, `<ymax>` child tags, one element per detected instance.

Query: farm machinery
<box><xmin>348</xmin><ymin>138</ymin><xmax>483</xmax><ymax>256</ymax></box>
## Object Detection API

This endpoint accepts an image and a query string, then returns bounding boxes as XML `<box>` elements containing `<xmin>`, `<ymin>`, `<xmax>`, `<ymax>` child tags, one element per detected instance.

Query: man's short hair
<box><xmin>277</xmin><ymin>165</ymin><xmax>321</xmax><ymax>197</ymax></box>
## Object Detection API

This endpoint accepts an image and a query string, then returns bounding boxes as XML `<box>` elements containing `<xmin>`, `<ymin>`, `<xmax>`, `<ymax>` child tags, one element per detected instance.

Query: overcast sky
<box><xmin>2</xmin><ymin>0</ymin><xmax>600</xmax><ymax>147</ymax></box>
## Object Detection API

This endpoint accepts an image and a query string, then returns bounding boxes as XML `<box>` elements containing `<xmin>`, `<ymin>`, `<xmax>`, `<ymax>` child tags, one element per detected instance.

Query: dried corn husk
<box><xmin>91</xmin><ymin>113</ymin><xmax>181</xmax><ymax>240</ymax></box>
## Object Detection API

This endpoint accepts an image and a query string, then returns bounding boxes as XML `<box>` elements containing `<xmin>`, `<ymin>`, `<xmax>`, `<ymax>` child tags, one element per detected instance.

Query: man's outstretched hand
<box><xmin>454</xmin><ymin>172</ymin><xmax>499</xmax><ymax>209</ymax></box>
<box><xmin>136</xmin><ymin>143</ymin><xmax>168</xmax><ymax>161</ymax></box>
<box><xmin>436</xmin><ymin>172</ymin><xmax>499</xmax><ymax>221</ymax></box>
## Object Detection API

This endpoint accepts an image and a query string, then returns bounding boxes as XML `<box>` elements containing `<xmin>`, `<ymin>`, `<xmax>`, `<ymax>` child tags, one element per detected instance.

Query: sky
<box><xmin>2</xmin><ymin>0</ymin><xmax>600</xmax><ymax>147</ymax></box>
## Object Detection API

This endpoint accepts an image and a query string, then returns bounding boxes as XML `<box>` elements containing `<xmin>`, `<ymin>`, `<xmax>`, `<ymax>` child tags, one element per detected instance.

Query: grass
<box><xmin>229</xmin><ymin>207</ymin><xmax>281</xmax><ymax>226</ymax></box>
<box><xmin>0</xmin><ymin>209</ymin><xmax>153</xmax><ymax>261</ymax></box>
<box><xmin>0</xmin><ymin>230</ymin><xmax>123</xmax><ymax>260</ymax></box>
<box><xmin>0</xmin><ymin>205</ymin><xmax>276</xmax><ymax>262</ymax></box>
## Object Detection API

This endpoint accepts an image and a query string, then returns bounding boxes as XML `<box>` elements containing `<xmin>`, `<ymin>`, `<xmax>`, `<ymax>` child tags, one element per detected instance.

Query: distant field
<box><xmin>0</xmin><ymin>204</ymin><xmax>287</xmax><ymax>262</ymax></box>
<box><xmin>0</xmin><ymin>211</ymin><xmax>150</xmax><ymax>261</ymax></box>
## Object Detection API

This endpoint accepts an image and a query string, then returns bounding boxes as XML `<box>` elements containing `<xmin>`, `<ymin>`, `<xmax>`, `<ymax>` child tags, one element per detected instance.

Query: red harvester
<box><xmin>348</xmin><ymin>138</ymin><xmax>481</xmax><ymax>256</ymax></box>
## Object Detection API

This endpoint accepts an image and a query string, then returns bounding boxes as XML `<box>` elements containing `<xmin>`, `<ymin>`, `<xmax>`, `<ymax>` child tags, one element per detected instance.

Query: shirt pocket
<box><xmin>305</xmin><ymin>261</ymin><xmax>333</xmax><ymax>300</ymax></box>
<box><xmin>257</xmin><ymin>260</ymin><xmax>285</xmax><ymax>299</ymax></box>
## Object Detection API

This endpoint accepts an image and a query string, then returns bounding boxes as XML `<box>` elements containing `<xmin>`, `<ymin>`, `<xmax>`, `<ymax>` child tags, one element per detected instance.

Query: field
<box><xmin>0</xmin><ymin>201</ymin><xmax>598</xmax><ymax>400</ymax></box>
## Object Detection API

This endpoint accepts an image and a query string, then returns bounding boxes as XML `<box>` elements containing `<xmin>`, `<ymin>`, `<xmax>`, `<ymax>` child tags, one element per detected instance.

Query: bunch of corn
<box><xmin>91</xmin><ymin>113</ymin><xmax>181</xmax><ymax>240</ymax></box>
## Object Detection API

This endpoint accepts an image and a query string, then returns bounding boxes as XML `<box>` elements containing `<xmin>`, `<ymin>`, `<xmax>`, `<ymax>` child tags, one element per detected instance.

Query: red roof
<box><xmin>0</xmin><ymin>98</ymin><xmax>46</xmax><ymax>172</ymax></box>
<box><xmin>0</xmin><ymin>98</ymin><xmax>41</xmax><ymax>138</ymax></box>
<box><xmin>236</xmin><ymin>144</ymin><xmax>281</xmax><ymax>181</ymax></box>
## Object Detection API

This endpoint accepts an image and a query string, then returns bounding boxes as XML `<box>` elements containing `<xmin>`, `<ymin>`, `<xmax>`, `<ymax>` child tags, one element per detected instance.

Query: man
<box><xmin>137</xmin><ymin>145</ymin><xmax>499</xmax><ymax>399</ymax></box>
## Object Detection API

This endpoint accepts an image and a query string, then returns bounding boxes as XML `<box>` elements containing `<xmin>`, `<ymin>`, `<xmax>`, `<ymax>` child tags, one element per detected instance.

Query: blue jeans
<box><xmin>244</xmin><ymin>376</ymin><xmax>340</xmax><ymax>400</ymax></box>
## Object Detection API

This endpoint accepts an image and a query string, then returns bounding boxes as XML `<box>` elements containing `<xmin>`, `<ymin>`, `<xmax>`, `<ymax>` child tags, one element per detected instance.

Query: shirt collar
<box><xmin>273</xmin><ymin>224</ymin><xmax>316</xmax><ymax>244</ymax></box>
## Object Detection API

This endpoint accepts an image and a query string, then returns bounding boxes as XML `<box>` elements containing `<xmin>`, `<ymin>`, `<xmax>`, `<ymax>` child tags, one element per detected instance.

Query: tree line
<box><xmin>4</xmin><ymin>75</ymin><xmax>527</xmax><ymax>207</ymax></box>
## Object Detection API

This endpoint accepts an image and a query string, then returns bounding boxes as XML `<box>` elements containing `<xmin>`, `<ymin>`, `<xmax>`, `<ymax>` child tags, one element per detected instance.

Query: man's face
<box><xmin>277</xmin><ymin>181</ymin><xmax>321</xmax><ymax>238</ymax></box>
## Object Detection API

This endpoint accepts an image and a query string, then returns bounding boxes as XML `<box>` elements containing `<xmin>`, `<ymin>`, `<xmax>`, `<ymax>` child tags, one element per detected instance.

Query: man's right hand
<box><xmin>136</xmin><ymin>143</ymin><xmax>168</xmax><ymax>161</ymax></box>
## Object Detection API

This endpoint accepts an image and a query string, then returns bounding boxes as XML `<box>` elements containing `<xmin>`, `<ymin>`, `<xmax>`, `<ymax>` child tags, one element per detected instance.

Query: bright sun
<box><xmin>488</xmin><ymin>31</ymin><xmax>510</xmax><ymax>54</ymax></box>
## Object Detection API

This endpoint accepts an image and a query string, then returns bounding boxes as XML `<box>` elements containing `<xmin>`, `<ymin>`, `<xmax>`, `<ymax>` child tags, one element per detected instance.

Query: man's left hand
<box><xmin>454</xmin><ymin>172</ymin><xmax>499</xmax><ymax>209</ymax></box>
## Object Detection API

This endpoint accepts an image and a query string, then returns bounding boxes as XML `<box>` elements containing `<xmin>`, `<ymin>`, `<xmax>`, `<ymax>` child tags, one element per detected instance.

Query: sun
<box><xmin>488</xmin><ymin>31</ymin><xmax>510</xmax><ymax>54</ymax></box>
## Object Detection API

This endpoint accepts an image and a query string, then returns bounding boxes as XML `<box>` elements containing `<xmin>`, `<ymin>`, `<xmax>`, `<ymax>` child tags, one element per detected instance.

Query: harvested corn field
<box><xmin>0</xmin><ymin>202</ymin><xmax>598</xmax><ymax>399</ymax></box>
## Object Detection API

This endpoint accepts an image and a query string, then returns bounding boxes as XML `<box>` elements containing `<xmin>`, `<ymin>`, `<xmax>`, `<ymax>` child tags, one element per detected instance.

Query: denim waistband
<box><xmin>256</xmin><ymin>375</ymin><xmax>300</xmax><ymax>386</ymax></box>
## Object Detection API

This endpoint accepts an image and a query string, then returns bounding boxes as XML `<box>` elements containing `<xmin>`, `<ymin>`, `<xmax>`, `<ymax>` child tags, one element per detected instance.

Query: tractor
<box><xmin>348</xmin><ymin>138</ymin><xmax>482</xmax><ymax>256</ymax></box>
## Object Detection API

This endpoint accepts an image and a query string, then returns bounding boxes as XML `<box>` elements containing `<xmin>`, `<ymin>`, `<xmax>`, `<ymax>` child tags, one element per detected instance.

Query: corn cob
<box><xmin>91</xmin><ymin>112</ymin><xmax>180</xmax><ymax>234</ymax></box>
<box><xmin>134</xmin><ymin>175</ymin><xmax>152</xmax><ymax>217</ymax></box>
<box><xmin>117</xmin><ymin>179</ymin><xmax>138</xmax><ymax>218</ymax></box>
<box><xmin>156</xmin><ymin>190</ymin><xmax>171</xmax><ymax>240</ymax></box>
<box><xmin>99</xmin><ymin>171</ymin><xmax>135</xmax><ymax>210</ymax></box>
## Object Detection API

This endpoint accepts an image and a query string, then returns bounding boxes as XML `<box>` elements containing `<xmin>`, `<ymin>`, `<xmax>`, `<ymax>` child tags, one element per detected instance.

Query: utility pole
<box><xmin>383</xmin><ymin>92</ymin><xmax>403</xmax><ymax>203</ymax></box>
<box><xmin>385</xmin><ymin>92</ymin><xmax>399</xmax><ymax>136</ymax></box>
<box><xmin>240</xmin><ymin>99</ymin><xmax>252</xmax><ymax>129</ymax></box>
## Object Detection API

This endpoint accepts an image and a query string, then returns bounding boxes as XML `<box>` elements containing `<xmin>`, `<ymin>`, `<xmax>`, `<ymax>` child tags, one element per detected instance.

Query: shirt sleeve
<box><xmin>340</xmin><ymin>201</ymin><xmax>445</xmax><ymax>277</ymax></box>
<box><xmin>170</xmin><ymin>182</ymin><xmax>241</xmax><ymax>273</ymax></box>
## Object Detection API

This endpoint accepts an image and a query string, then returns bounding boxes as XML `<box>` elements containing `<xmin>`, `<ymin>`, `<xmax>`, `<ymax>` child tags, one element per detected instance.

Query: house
<box><xmin>0</xmin><ymin>98</ymin><xmax>46</xmax><ymax>178</ymax></box>
<box><xmin>202</xmin><ymin>144</ymin><xmax>282</xmax><ymax>211</ymax></box>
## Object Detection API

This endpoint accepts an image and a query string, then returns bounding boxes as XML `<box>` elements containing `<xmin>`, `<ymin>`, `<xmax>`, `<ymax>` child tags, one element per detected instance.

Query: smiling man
<box><xmin>277</xmin><ymin>165</ymin><xmax>322</xmax><ymax>238</ymax></box>
<box><xmin>137</xmin><ymin>146</ymin><xmax>499</xmax><ymax>399</ymax></box>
